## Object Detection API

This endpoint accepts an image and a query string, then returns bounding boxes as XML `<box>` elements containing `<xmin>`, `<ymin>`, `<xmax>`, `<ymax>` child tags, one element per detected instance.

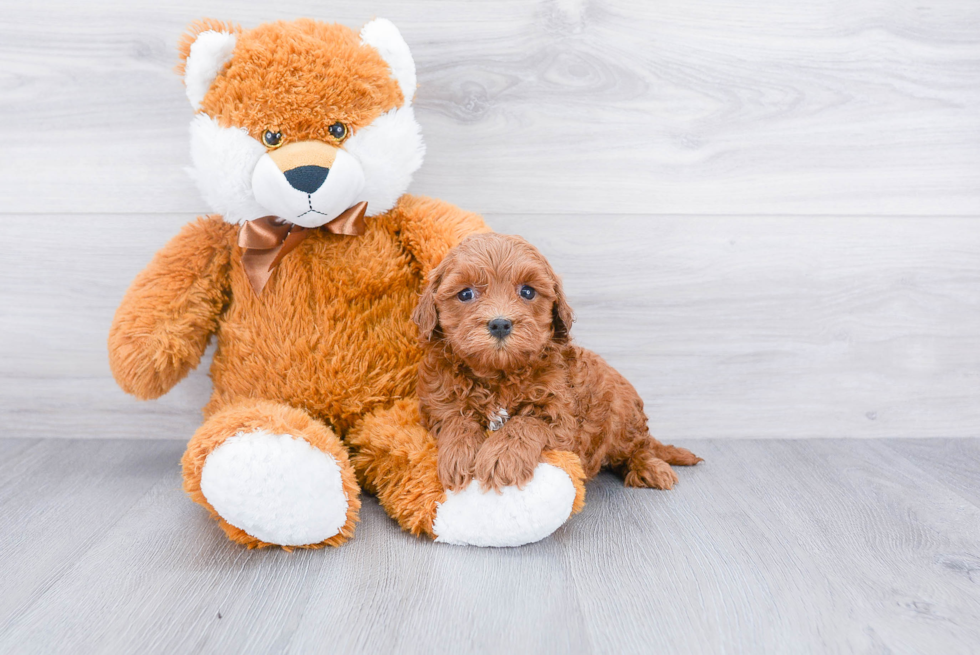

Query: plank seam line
<box><xmin>2</xmin><ymin>213</ymin><xmax>980</xmax><ymax>220</ymax></box>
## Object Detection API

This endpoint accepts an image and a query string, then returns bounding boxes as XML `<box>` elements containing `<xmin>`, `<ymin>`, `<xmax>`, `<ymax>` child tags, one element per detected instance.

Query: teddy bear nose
<box><xmin>488</xmin><ymin>317</ymin><xmax>513</xmax><ymax>340</ymax></box>
<box><xmin>284</xmin><ymin>165</ymin><xmax>329</xmax><ymax>194</ymax></box>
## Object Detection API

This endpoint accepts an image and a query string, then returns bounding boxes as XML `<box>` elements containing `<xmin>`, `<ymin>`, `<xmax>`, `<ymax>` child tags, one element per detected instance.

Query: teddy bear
<box><xmin>108</xmin><ymin>17</ymin><xmax>587</xmax><ymax>549</ymax></box>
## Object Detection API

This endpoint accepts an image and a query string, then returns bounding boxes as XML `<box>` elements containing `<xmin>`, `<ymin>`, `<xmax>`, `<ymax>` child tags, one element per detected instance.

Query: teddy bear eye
<box><xmin>262</xmin><ymin>130</ymin><xmax>283</xmax><ymax>148</ymax></box>
<box><xmin>457</xmin><ymin>288</ymin><xmax>476</xmax><ymax>302</ymax></box>
<box><xmin>328</xmin><ymin>122</ymin><xmax>348</xmax><ymax>141</ymax></box>
<box><xmin>520</xmin><ymin>285</ymin><xmax>536</xmax><ymax>300</ymax></box>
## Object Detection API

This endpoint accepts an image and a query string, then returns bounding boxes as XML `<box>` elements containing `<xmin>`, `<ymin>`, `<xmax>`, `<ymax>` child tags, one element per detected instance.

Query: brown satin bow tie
<box><xmin>238</xmin><ymin>201</ymin><xmax>368</xmax><ymax>296</ymax></box>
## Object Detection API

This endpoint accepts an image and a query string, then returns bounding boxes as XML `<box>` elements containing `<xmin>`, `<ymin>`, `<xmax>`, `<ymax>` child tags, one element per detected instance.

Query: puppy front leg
<box><xmin>474</xmin><ymin>416</ymin><xmax>551</xmax><ymax>492</ymax></box>
<box><xmin>435</xmin><ymin>416</ymin><xmax>485</xmax><ymax>492</ymax></box>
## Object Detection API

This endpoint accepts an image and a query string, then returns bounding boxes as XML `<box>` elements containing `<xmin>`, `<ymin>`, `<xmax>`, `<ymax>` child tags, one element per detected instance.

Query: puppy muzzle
<box><xmin>488</xmin><ymin>317</ymin><xmax>513</xmax><ymax>340</ymax></box>
<box><xmin>251</xmin><ymin>140</ymin><xmax>366</xmax><ymax>228</ymax></box>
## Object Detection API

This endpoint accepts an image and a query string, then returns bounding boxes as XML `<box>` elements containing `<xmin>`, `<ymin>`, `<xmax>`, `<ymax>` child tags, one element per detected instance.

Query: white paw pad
<box><xmin>200</xmin><ymin>430</ymin><xmax>349</xmax><ymax>546</ymax></box>
<box><xmin>432</xmin><ymin>463</ymin><xmax>576</xmax><ymax>547</ymax></box>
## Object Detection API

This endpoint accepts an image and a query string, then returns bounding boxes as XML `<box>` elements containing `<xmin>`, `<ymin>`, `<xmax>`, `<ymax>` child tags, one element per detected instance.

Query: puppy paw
<box><xmin>624</xmin><ymin>456</ymin><xmax>679</xmax><ymax>490</ymax></box>
<box><xmin>437</xmin><ymin>437</ymin><xmax>481</xmax><ymax>492</ymax></box>
<box><xmin>474</xmin><ymin>437</ymin><xmax>542</xmax><ymax>492</ymax></box>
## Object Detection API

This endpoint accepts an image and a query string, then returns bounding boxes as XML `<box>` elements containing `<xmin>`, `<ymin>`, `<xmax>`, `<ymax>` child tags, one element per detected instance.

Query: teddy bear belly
<box><xmin>204</xmin><ymin>274</ymin><xmax>424</xmax><ymax>433</ymax></box>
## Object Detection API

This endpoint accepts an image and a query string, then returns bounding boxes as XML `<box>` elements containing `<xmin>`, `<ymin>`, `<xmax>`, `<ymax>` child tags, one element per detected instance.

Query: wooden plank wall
<box><xmin>1</xmin><ymin>0</ymin><xmax>978</xmax><ymax>440</ymax></box>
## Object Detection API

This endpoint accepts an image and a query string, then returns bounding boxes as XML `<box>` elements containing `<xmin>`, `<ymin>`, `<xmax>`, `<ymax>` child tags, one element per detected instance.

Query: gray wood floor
<box><xmin>1</xmin><ymin>437</ymin><xmax>978</xmax><ymax>654</ymax></box>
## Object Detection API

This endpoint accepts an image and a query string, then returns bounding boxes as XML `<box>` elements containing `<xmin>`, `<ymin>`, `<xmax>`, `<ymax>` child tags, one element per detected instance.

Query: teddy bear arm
<box><xmin>392</xmin><ymin>195</ymin><xmax>491</xmax><ymax>277</ymax></box>
<box><xmin>108</xmin><ymin>216</ymin><xmax>236</xmax><ymax>400</ymax></box>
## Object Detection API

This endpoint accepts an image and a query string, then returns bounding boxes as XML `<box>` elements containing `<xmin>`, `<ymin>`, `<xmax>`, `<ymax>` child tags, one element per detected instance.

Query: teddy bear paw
<box><xmin>199</xmin><ymin>430</ymin><xmax>351</xmax><ymax>546</ymax></box>
<box><xmin>431</xmin><ymin>462</ymin><xmax>577</xmax><ymax>547</ymax></box>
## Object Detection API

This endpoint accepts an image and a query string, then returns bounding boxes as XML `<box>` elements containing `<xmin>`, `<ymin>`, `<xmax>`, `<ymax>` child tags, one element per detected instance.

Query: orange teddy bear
<box><xmin>108</xmin><ymin>17</ymin><xmax>586</xmax><ymax>549</ymax></box>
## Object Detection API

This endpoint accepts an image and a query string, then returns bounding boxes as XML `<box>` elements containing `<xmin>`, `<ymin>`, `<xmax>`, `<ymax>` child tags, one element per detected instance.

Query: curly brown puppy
<box><xmin>412</xmin><ymin>232</ymin><xmax>702</xmax><ymax>493</ymax></box>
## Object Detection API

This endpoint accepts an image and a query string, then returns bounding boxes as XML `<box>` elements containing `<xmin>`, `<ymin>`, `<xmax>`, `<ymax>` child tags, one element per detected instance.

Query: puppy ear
<box><xmin>412</xmin><ymin>263</ymin><xmax>444</xmax><ymax>341</ymax></box>
<box><xmin>550</xmin><ymin>268</ymin><xmax>574</xmax><ymax>343</ymax></box>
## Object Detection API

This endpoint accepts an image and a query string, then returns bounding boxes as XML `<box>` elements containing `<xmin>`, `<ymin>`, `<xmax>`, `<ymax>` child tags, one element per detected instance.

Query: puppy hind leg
<box><xmin>614</xmin><ymin>407</ymin><xmax>700</xmax><ymax>488</ymax></box>
<box><xmin>619</xmin><ymin>443</ymin><xmax>679</xmax><ymax>490</ymax></box>
<box><xmin>647</xmin><ymin>440</ymin><xmax>703</xmax><ymax>467</ymax></box>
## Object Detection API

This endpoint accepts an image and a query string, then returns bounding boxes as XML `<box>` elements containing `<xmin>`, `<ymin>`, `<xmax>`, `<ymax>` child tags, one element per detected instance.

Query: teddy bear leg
<box><xmin>347</xmin><ymin>399</ymin><xmax>586</xmax><ymax>547</ymax></box>
<box><xmin>181</xmin><ymin>400</ymin><xmax>360</xmax><ymax>549</ymax></box>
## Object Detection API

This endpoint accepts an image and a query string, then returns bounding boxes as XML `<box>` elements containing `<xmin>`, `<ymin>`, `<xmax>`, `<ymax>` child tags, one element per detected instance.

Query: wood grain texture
<box><xmin>1</xmin><ymin>437</ymin><xmax>978</xmax><ymax>654</ymax></box>
<box><xmin>0</xmin><ymin>0</ymin><xmax>978</xmax><ymax>215</ymax></box>
<box><xmin>885</xmin><ymin>438</ymin><xmax>980</xmax><ymax>508</ymax></box>
<box><xmin>2</xmin><ymin>213</ymin><xmax>977</xmax><ymax>440</ymax></box>
<box><xmin>0</xmin><ymin>439</ymin><xmax>185</xmax><ymax>625</ymax></box>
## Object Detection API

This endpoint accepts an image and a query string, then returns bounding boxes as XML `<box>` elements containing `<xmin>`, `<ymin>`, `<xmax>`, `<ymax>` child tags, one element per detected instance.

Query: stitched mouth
<box><xmin>296</xmin><ymin>194</ymin><xmax>329</xmax><ymax>219</ymax></box>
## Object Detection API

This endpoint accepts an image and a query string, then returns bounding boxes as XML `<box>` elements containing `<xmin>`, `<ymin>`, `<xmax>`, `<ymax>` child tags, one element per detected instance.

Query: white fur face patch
<box><xmin>251</xmin><ymin>149</ymin><xmax>366</xmax><ymax>228</ymax></box>
<box><xmin>343</xmin><ymin>106</ymin><xmax>425</xmax><ymax>215</ymax></box>
<box><xmin>187</xmin><ymin>115</ymin><xmax>269</xmax><ymax>223</ymax></box>
<box><xmin>187</xmin><ymin>109</ymin><xmax>424</xmax><ymax>225</ymax></box>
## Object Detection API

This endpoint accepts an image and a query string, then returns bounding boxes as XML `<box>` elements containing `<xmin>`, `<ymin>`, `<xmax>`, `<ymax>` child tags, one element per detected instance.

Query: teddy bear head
<box><xmin>178</xmin><ymin>18</ymin><xmax>425</xmax><ymax>227</ymax></box>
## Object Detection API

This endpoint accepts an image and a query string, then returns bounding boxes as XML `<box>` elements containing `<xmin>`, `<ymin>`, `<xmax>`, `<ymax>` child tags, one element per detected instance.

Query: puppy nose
<box><xmin>488</xmin><ymin>317</ymin><xmax>513</xmax><ymax>339</ymax></box>
<box><xmin>284</xmin><ymin>165</ymin><xmax>329</xmax><ymax>194</ymax></box>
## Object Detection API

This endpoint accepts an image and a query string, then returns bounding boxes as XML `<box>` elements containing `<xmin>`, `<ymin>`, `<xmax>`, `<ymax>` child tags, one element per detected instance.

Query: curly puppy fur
<box><xmin>413</xmin><ymin>233</ymin><xmax>702</xmax><ymax>493</ymax></box>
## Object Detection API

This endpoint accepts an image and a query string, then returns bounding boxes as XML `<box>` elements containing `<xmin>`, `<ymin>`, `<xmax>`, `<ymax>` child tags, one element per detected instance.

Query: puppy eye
<box><xmin>457</xmin><ymin>288</ymin><xmax>476</xmax><ymax>302</ymax></box>
<box><xmin>328</xmin><ymin>122</ymin><xmax>348</xmax><ymax>141</ymax></box>
<box><xmin>520</xmin><ymin>285</ymin><xmax>536</xmax><ymax>300</ymax></box>
<box><xmin>262</xmin><ymin>130</ymin><xmax>283</xmax><ymax>149</ymax></box>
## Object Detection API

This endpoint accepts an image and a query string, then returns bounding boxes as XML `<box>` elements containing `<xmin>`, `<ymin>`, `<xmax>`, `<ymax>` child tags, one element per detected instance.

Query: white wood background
<box><xmin>1</xmin><ymin>0</ymin><xmax>978</xmax><ymax>440</ymax></box>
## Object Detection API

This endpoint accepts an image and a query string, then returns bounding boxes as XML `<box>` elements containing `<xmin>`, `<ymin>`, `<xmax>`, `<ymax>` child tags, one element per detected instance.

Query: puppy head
<box><xmin>413</xmin><ymin>233</ymin><xmax>573</xmax><ymax>375</ymax></box>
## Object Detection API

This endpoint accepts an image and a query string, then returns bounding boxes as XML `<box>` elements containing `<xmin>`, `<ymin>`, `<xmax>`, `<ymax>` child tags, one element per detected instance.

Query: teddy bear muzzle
<box><xmin>251</xmin><ymin>140</ymin><xmax>366</xmax><ymax>229</ymax></box>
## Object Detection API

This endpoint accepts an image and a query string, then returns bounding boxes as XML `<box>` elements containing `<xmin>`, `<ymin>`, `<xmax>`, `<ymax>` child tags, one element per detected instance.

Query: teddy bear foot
<box><xmin>200</xmin><ymin>430</ymin><xmax>350</xmax><ymax>546</ymax></box>
<box><xmin>432</xmin><ymin>460</ymin><xmax>581</xmax><ymax>547</ymax></box>
<box><xmin>182</xmin><ymin>401</ymin><xmax>361</xmax><ymax>549</ymax></box>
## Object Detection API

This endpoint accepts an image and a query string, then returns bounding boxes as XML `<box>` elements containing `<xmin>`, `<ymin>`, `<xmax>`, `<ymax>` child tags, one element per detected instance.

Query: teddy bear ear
<box><xmin>360</xmin><ymin>18</ymin><xmax>417</xmax><ymax>106</ymax></box>
<box><xmin>176</xmin><ymin>19</ymin><xmax>242</xmax><ymax>111</ymax></box>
